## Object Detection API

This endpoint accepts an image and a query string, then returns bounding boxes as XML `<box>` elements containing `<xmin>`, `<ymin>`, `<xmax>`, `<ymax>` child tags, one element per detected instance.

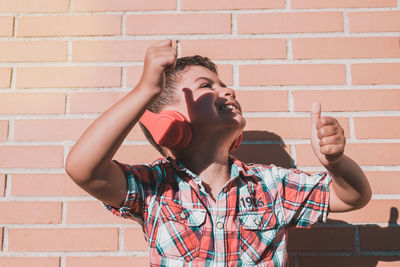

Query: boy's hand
<box><xmin>138</xmin><ymin>39</ymin><xmax>177</xmax><ymax>95</ymax></box>
<box><xmin>310</xmin><ymin>101</ymin><xmax>346</xmax><ymax>167</ymax></box>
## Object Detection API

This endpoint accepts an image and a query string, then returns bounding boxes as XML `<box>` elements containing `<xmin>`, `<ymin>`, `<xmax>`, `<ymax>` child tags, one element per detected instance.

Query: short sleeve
<box><xmin>274</xmin><ymin>167</ymin><xmax>332</xmax><ymax>228</ymax></box>
<box><xmin>102</xmin><ymin>159</ymin><xmax>162</xmax><ymax>224</ymax></box>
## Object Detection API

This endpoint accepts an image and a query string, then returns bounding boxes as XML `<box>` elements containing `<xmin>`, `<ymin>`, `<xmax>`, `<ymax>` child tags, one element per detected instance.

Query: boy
<box><xmin>65</xmin><ymin>40</ymin><xmax>372</xmax><ymax>266</ymax></box>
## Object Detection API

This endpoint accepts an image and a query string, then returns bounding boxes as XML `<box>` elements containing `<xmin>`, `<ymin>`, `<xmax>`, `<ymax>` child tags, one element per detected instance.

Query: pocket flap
<box><xmin>238</xmin><ymin>211</ymin><xmax>275</xmax><ymax>230</ymax></box>
<box><xmin>161</xmin><ymin>201</ymin><xmax>206</xmax><ymax>227</ymax></box>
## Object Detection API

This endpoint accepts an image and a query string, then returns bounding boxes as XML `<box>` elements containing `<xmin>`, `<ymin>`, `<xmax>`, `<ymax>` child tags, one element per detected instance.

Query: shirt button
<box><xmin>223</xmin><ymin>187</ymin><xmax>228</xmax><ymax>193</ymax></box>
<box><xmin>216</xmin><ymin>222</ymin><xmax>224</xmax><ymax>229</ymax></box>
<box><xmin>179</xmin><ymin>212</ymin><xmax>187</xmax><ymax>219</ymax></box>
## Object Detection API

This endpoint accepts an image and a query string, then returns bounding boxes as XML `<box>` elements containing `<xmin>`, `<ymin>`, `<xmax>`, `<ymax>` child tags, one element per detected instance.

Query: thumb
<box><xmin>311</xmin><ymin>101</ymin><xmax>321</xmax><ymax>126</ymax></box>
<box><xmin>310</xmin><ymin>101</ymin><xmax>321</xmax><ymax>154</ymax></box>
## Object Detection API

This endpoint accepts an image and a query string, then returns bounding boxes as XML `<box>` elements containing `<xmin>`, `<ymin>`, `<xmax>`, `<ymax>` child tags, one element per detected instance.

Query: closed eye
<box><xmin>200</xmin><ymin>83</ymin><xmax>212</xmax><ymax>89</ymax></box>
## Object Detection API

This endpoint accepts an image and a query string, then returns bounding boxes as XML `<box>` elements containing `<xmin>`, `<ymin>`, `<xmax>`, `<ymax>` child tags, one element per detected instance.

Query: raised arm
<box><xmin>310</xmin><ymin>102</ymin><xmax>372</xmax><ymax>212</ymax></box>
<box><xmin>65</xmin><ymin>40</ymin><xmax>177</xmax><ymax>207</ymax></box>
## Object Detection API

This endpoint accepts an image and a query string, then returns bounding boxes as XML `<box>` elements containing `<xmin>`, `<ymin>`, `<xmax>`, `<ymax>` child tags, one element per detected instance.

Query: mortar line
<box><xmin>231</xmin><ymin>12</ymin><xmax>237</xmax><ymax>35</ymax></box>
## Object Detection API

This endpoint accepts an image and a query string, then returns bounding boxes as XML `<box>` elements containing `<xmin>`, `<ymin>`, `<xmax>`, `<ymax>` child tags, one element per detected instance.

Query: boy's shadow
<box><xmin>287</xmin><ymin>207</ymin><xmax>400</xmax><ymax>267</ymax></box>
<box><xmin>232</xmin><ymin>130</ymin><xmax>400</xmax><ymax>267</ymax></box>
<box><xmin>231</xmin><ymin>130</ymin><xmax>295</xmax><ymax>168</ymax></box>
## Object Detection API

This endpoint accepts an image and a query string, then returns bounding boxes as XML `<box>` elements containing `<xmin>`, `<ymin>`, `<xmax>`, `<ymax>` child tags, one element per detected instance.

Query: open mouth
<box><xmin>218</xmin><ymin>102</ymin><xmax>240</xmax><ymax>112</ymax></box>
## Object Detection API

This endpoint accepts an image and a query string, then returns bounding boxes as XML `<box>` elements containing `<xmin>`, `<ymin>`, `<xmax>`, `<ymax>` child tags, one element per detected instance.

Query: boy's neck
<box><xmin>176</xmin><ymin>149</ymin><xmax>231</xmax><ymax>199</ymax></box>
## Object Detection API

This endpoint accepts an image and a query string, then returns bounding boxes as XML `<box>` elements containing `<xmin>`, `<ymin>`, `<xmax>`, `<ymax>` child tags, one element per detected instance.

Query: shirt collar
<box><xmin>166</xmin><ymin>155</ymin><xmax>254</xmax><ymax>181</ymax></box>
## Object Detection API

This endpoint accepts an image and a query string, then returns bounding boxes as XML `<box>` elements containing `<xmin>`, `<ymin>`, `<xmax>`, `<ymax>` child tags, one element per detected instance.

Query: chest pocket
<box><xmin>155</xmin><ymin>200</ymin><xmax>206</xmax><ymax>262</ymax></box>
<box><xmin>238</xmin><ymin>209</ymin><xmax>277</xmax><ymax>265</ymax></box>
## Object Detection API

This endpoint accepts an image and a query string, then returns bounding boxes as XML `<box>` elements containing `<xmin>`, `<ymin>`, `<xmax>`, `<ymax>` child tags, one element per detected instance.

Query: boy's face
<box><xmin>165</xmin><ymin>66</ymin><xmax>246</xmax><ymax>134</ymax></box>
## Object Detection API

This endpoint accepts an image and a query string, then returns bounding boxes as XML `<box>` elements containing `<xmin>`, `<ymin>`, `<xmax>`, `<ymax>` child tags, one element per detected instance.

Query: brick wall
<box><xmin>0</xmin><ymin>0</ymin><xmax>399</xmax><ymax>266</ymax></box>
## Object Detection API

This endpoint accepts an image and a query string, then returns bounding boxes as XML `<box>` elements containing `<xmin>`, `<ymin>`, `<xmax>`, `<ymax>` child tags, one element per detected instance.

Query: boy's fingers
<box><xmin>317</xmin><ymin>125</ymin><xmax>340</xmax><ymax>138</ymax></box>
<box><xmin>316</xmin><ymin>117</ymin><xmax>339</xmax><ymax>129</ymax></box>
<box><xmin>320</xmin><ymin>144</ymin><xmax>344</xmax><ymax>156</ymax></box>
<box><xmin>152</xmin><ymin>39</ymin><xmax>173</xmax><ymax>48</ymax></box>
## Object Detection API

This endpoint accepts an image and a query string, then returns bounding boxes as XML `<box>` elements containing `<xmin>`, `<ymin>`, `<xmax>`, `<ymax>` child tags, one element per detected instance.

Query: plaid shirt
<box><xmin>104</xmin><ymin>156</ymin><xmax>331</xmax><ymax>266</ymax></box>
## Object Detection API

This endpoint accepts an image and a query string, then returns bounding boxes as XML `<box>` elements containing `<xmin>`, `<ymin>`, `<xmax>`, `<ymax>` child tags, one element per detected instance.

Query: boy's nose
<box><xmin>218</xmin><ymin>86</ymin><xmax>236</xmax><ymax>98</ymax></box>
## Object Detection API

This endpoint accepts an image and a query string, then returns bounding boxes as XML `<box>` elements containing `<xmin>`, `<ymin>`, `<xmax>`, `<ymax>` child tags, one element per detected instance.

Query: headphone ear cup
<box><xmin>229</xmin><ymin>133</ymin><xmax>243</xmax><ymax>152</ymax></box>
<box><xmin>139</xmin><ymin>110</ymin><xmax>192</xmax><ymax>150</ymax></box>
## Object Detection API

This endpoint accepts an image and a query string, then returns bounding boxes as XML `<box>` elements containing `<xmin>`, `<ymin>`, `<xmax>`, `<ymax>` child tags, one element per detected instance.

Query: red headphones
<box><xmin>139</xmin><ymin>110</ymin><xmax>242</xmax><ymax>151</ymax></box>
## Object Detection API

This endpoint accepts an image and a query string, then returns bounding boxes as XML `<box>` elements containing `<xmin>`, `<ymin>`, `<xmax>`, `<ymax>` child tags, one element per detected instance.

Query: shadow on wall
<box><xmin>288</xmin><ymin>208</ymin><xmax>400</xmax><ymax>267</ymax></box>
<box><xmin>231</xmin><ymin>130</ymin><xmax>295</xmax><ymax>168</ymax></box>
<box><xmin>232</xmin><ymin>130</ymin><xmax>400</xmax><ymax>267</ymax></box>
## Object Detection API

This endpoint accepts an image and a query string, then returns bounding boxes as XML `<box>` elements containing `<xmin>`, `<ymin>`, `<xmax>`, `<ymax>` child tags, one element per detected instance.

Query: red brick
<box><xmin>73</xmin><ymin>0</ymin><xmax>176</xmax><ymax>11</ymax></box>
<box><xmin>14</xmin><ymin>119</ymin><xmax>93</xmax><ymax>141</ymax></box>
<box><xmin>0</xmin><ymin>41</ymin><xmax>67</xmax><ymax>62</ymax></box>
<box><xmin>349</xmin><ymin>11</ymin><xmax>400</xmax><ymax>33</ymax></box>
<box><xmin>66</xmin><ymin>257</ymin><xmax>149</xmax><ymax>267</ymax></box>
<box><xmin>288</xmin><ymin>226</ymin><xmax>355</xmax><ymax>251</ymax></box>
<box><xmin>239</xmin><ymin>64</ymin><xmax>346</xmax><ymax>86</ymax></box>
<box><xmin>366</xmin><ymin>171</ymin><xmax>400</xmax><ymax>194</ymax></box>
<box><xmin>66</xmin><ymin>201</ymin><xmax>132</xmax><ymax>224</ymax></box>
<box><xmin>0</xmin><ymin>17</ymin><xmax>14</xmax><ymax>36</ymax></box>
<box><xmin>231</xmin><ymin>144</ymin><xmax>293</xmax><ymax>168</ymax></box>
<box><xmin>0</xmin><ymin>93</ymin><xmax>65</xmax><ymax>114</ymax></box>
<box><xmin>352</xmin><ymin>63</ymin><xmax>400</xmax><ymax>85</ymax></box>
<box><xmin>244</xmin><ymin>117</ymin><xmax>349</xmax><ymax>140</ymax></box>
<box><xmin>0</xmin><ymin>174</ymin><xmax>5</xmax><ymax>196</ymax></box>
<box><xmin>237</xmin><ymin>12</ymin><xmax>343</xmax><ymax>34</ymax></box>
<box><xmin>114</xmin><ymin>145</ymin><xmax>162</xmax><ymax>164</ymax></box>
<box><xmin>0</xmin><ymin>202</ymin><xmax>61</xmax><ymax>224</ymax></box>
<box><xmin>182</xmin><ymin>0</ymin><xmax>285</xmax><ymax>10</ymax></box>
<box><xmin>296</xmin><ymin>143</ymin><xmax>400</xmax><ymax>167</ymax></box>
<box><xmin>127</xmin><ymin>64</ymin><xmax>233</xmax><ymax>88</ymax></box>
<box><xmin>16</xmin><ymin>67</ymin><xmax>121</xmax><ymax>88</ymax></box>
<box><xmin>8</xmin><ymin>228</ymin><xmax>118</xmax><ymax>252</ymax></box>
<box><xmin>236</xmin><ymin>90</ymin><xmax>288</xmax><ymax>112</ymax></box>
<box><xmin>328</xmin><ymin>200</ymin><xmax>400</xmax><ymax>224</ymax></box>
<box><xmin>124</xmin><ymin>228</ymin><xmax>148</xmax><ymax>250</ymax></box>
<box><xmin>293</xmin><ymin>37</ymin><xmax>400</xmax><ymax>59</ymax></box>
<box><xmin>126</xmin><ymin>14</ymin><xmax>231</xmax><ymax>35</ymax></box>
<box><xmin>181</xmin><ymin>39</ymin><xmax>286</xmax><ymax>60</ymax></box>
<box><xmin>68</xmin><ymin>92</ymin><xmax>147</xmax><ymax>139</ymax></box>
<box><xmin>0</xmin><ymin>68</ymin><xmax>12</xmax><ymax>88</ymax></box>
<box><xmin>216</xmin><ymin>65</ymin><xmax>233</xmax><ymax>86</ymax></box>
<box><xmin>68</xmin><ymin>92</ymin><xmax>148</xmax><ymax>141</ymax></box>
<box><xmin>359</xmin><ymin>225</ymin><xmax>400</xmax><ymax>250</ymax></box>
<box><xmin>69</xmin><ymin>92</ymin><xmax>125</xmax><ymax>114</ymax></box>
<box><xmin>17</xmin><ymin>15</ymin><xmax>121</xmax><ymax>37</ymax></box>
<box><xmin>354</xmin><ymin>117</ymin><xmax>400</xmax><ymax>139</ymax></box>
<box><xmin>298</xmin><ymin>256</ymin><xmax>400</xmax><ymax>267</ymax></box>
<box><xmin>72</xmin><ymin>40</ymin><xmax>154</xmax><ymax>62</ymax></box>
<box><xmin>11</xmin><ymin>174</ymin><xmax>87</xmax><ymax>196</ymax></box>
<box><xmin>0</xmin><ymin>120</ymin><xmax>8</xmax><ymax>141</ymax></box>
<box><xmin>0</xmin><ymin>258</ymin><xmax>59</xmax><ymax>267</ymax></box>
<box><xmin>0</xmin><ymin>146</ymin><xmax>64</xmax><ymax>168</ymax></box>
<box><xmin>0</xmin><ymin>0</ymin><xmax>68</xmax><ymax>12</ymax></box>
<box><xmin>292</xmin><ymin>0</ymin><xmax>395</xmax><ymax>8</ymax></box>
<box><xmin>293</xmin><ymin>90</ymin><xmax>400</xmax><ymax>112</ymax></box>
<box><xmin>126</xmin><ymin>66</ymin><xmax>143</xmax><ymax>87</ymax></box>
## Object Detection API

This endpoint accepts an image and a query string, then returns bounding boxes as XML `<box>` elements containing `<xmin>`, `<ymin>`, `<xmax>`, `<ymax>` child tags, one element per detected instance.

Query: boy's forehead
<box><xmin>180</xmin><ymin>66</ymin><xmax>220</xmax><ymax>84</ymax></box>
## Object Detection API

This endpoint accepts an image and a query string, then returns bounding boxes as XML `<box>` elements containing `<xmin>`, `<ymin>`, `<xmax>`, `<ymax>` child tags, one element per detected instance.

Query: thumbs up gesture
<box><xmin>310</xmin><ymin>102</ymin><xmax>346</xmax><ymax>167</ymax></box>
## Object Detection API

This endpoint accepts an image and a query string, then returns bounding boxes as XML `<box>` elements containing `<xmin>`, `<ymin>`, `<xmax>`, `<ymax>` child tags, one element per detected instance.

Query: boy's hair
<box><xmin>139</xmin><ymin>55</ymin><xmax>218</xmax><ymax>156</ymax></box>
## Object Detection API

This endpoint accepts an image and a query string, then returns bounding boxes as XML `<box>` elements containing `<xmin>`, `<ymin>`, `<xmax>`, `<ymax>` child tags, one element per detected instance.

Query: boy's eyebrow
<box><xmin>194</xmin><ymin>76</ymin><xmax>227</xmax><ymax>87</ymax></box>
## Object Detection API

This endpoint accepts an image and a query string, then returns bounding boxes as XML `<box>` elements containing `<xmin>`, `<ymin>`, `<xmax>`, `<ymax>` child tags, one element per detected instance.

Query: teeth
<box><xmin>220</xmin><ymin>105</ymin><xmax>236</xmax><ymax>111</ymax></box>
